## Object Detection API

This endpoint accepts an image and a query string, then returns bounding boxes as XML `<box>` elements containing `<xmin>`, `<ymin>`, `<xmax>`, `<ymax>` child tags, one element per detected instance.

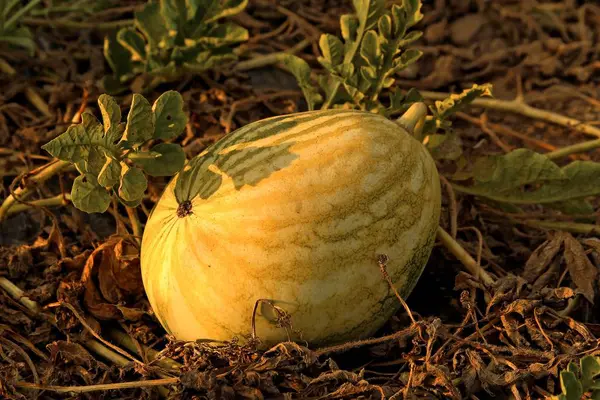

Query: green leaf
<box><xmin>319</xmin><ymin>34</ymin><xmax>344</xmax><ymax>67</ymax></box>
<box><xmin>403</xmin><ymin>0</ymin><xmax>423</xmax><ymax>28</ymax></box>
<box><xmin>71</xmin><ymin>175</ymin><xmax>111</xmax><ymax>213</ymax></box>
<box><xmin>581</xmin><ymin>356</ymin><xmax>600</xmax><ymax>389</ymax></box>
<box><xmin>152</xmin><ymin>91</ymin><xmax>188</xmax><ymax>140</ymax></box>
<box><xmin>426</xmin><ymin>132</ymin><xmax>463</xmax><ymax>161</ymax></box>
<box><xmin>391</xmin><ymin>48</ymin><xmax>422</xmax><ymax>73</ymax></box>
<box><xmin>340</xmin><ymin>14</ymin><xmax>358</xmax><ymax>43</ymax></box>
<box><xmin>377</xmin><ymin>14</ymin><xmax>392</xmax><ymax>39</ymax></box>
<box><xmin>453</xmin><ymin>155</ymin><xmax>600</xmax><ymax>205</ymax></box>
<box><xmin>195</xmin><ymin>22</ymin><xmax>248</xmax><ymax>46</ymax></box>
<box><xmin>360</xmin><ymin>30</ymin><xmax>381</xmax><ymax>67</ymax></box>
<box><xmin>97</xmin><ymin>155</ymin><xmax>122</xmax><ymax>187</ymax></box>
<box><xmin>103</xmin><ymin>32</ymin><xmax>134</xmax><ymax>80</ymax></box>
<box><xmin>130</xmin><ymin>143</ymin><xmax>185</xmax><ymax>176</ymax></box>
<box><xmin>97</xmin><ymin>94</ymin><xmax>122</xmax><ymax>144</ymax></box>
<box><xmin>353</xmin><ymin>0</ymin><xmax>386</xmax><ymax>33</ymax></box>
<box><xmin>281</xmin><ymin>54</ymin><xmax>322</xmax><ymax>111</ymax></box>
<box><xmin>434</xmin><ymin>84</ymin><xmax>493</xmax><ymax>120</ymax></box>
<box><xmin>41</xmin><ymin>119</ymin><xmax>117</xmax><ymax>172</ymax></box>
<box><xmin>205</xmin><ymin>0</ymin><xmax>248</xmax><ymax>23</ymax></box>
<box><xmin>117</xmin><ymin>28</ymin><xmax>147</xmax><ymax>62</ymax></box>
<box><xmin>184</xmin><ymin>51</ymin><xmax>237</xmax><ymax>73</ymax></box>
<box><xmin>117</xmin><ymin>194</ymin><xmax>143</xmax><ymax>208</ymax></box>
<box><xmin>471</xmin><ymin>149</ymin><xmax>566</xmax><ymax>192</ymax></box>
<box><xmin>559</xmin><ymin>371</ymin><xmax>583</xmax><ymax>400</ymax></box>
<box><xmin>121</xmin><ymin>94</ymin><xmax>154</xmax><ymax>145</ymax></box>
<box><xmin>118</xmin><ymin>165</ymin><xmax>147</xmax><ymax>202</ymax></box>
<box><xmin>134</xmin><ymin>2</ymin><xmax>168</xmax><ymax>48</ymax></box>
<box><xmin>390</xmin><ymin>5</ymin><xmax>407</xmax><ymax>37</ymax></box>
<box><xmin>547</xmin><ymin>199</ymin><xmax>595</xmax><ymax>216</ymax></box>
<box><xmin>399</xmin><ymin>30</ymin><xmax>423</xmax><ymax>47</ymax></box>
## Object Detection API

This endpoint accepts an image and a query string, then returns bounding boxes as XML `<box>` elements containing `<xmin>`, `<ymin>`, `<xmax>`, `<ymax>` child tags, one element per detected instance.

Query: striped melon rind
<box><xmin>141</xmin><ymin>108</ymin><xmax>441</xmax><ymax>347</ymax></box>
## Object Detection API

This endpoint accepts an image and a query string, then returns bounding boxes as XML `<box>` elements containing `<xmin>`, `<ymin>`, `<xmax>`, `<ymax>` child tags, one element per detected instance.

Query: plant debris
<box><xmin>1</xmin><ymin>0</ymin><xmax>599</xmax><ymax>399</ymax></box>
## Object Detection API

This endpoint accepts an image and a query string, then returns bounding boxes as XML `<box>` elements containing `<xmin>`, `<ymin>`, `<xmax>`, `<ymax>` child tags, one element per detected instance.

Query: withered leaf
<box><xmin>522</xmin><ymin>233</ymin><xmax>564</xmax><ymax>284</ymax></box>
<box><xmin>563</xmin><ymin>233</ymin><xmax>598</xmax><ymax>303</ymax></box>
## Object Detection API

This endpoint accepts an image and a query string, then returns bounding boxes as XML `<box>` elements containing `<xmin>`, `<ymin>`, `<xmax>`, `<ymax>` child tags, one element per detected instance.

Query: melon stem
<box><xmin>396</xmin><ymin>102</ymin><xmax>427</xmax><ymax>139</ymax></box>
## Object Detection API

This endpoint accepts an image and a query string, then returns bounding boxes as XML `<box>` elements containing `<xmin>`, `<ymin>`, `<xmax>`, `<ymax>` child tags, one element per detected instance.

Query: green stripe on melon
<box><xmin>141</xmin><ymin>108</ymin><xmax>441</xmax><ymax>347</ymax></box>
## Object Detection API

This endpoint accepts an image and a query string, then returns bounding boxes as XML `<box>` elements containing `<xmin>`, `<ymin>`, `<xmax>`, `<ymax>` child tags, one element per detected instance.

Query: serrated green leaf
<box><xmin>117</xmin><ymin>28</ymin><xmax>147</xmax><ymax>62</ymax></box>
<box><xmin>472</xmin><ymin>149</ymin><xmax>566</xmax><ymax>191</ymax></box>
<box><xmin>340</xmin><ymin>14</ymin><xmax>358</xmax><ymax>43</ymax></box>
<box><xmin>281</xmin><ymin>54</ymin><xmax>322</xmax><ymax>111</ymax></box>
<box><xmin>391</xmin><ymin>48</ymin><xmax>421</xmax><ymax>73</ymax></box>
<box><xmin>119</xmin><ymin>164</ymin><xmax>147</xmax><ymax>202</ymax></box>
<box><xmin>403</xmin><ymin>0</ymin><xmax>423</xmax><ymax>28</ymax></box>
<box><xmin>41</xmin><ymin>119</ymin><xmax>117</xmax><ymax>170</ymax></box>
<box><xmin>319</xmin><ymin>34</ymin><xmax>344</xmax><ymax>67</ymax></box>
<box><xmin>560</xmin><ymin>371</ymin><xmax>583</xmax><ymax>400</ymax></box>
<box><xmin>195</xmin><ymin>22</ymin><xmax>248</xmax><ymax>45</ymax></box>
<box><xmin>399</xmin><ymin>30</ymin><xmax>422</xmax><ymax>47</ymax></box>
<box><xmin>121</xmin><ymin>94</ymin><xmax>154</xmax><ymax>145</ymax></box>
<box><xmin>205</xmin><ymin>0</ymin><xmax>248</xmax><ymax>23</ymax></box>
<box><xmin>453</xmin><ymin>156</ymin><xmax>600</xmax><ymax>205</ymax></box>
<box><xmin>360</xmin><ymin>65</ymin><xmax>377</xmax><ymax>81</ymax></box>
<box><xmin>184</xmin><ymin>51</ymin><xmax>237</xmax><ymax>73</ymax></box>
<box><xmin>354</xmin><ymin>0</ymin><xmax>386</xmax><ymax>33</ymax></box>
<box><xmin>71</xmin><ymin>175</ymin><xmax>111</xmax><ymax>213</ymax></box>
<box><xmin>134</xmin><ymin>2</ymin><xmax>168</xmax><ymax>48</ymax></box>
<box><xmin>582</xmin><ymin>356</ymin><xmax>600</xmax><ymax>389</ymax></box>
<box><xmin>97</xmin><ymin>155</ymin><xmax>122</xmax><ymax>187</ymax></box>
<box><xmin>130</xmin><ymin>143</ymin><xmax>185</xmax><ymax>176</ymax></box>
<box><xmin>97</xmin><ymin>94</ymin><xmax>122</xmax><ymax>144</ymax></box>
<box><xmin>152</xmin><ymin>91</ymin><xmax>188</xmax><ymax>140</ymax></box>
<box><xmin>360</xmin><ymin>30</ymin><xmax>381</xmax><ymax>67</ymax></box>
<box><xmin>434</xmin><ymin>84</ymin><xmax>493</xmax><ymax>120</ymax></box>
<box><xmin>390</xmin><ymin>5</ymin><xmax>407</xmax><ymax>37</ymax></box>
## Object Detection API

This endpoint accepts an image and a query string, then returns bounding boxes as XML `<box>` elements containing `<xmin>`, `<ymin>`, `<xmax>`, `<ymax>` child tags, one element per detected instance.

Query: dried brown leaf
<box><xmin>563</xmin><ymin>233</ymin><xmax>598</xmax><ymax>303</ymax></box>
<box><xmin>522</xmin><ymin>234</ymin><xmax>564</xmax><ymax>283</ymax></box>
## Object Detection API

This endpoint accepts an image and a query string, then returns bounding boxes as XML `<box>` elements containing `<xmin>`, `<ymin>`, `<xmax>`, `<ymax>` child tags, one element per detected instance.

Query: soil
<box><xmin>1</xmin><ymin>0</ymin><xmax>599</xmax><ymax>399</ymax></box>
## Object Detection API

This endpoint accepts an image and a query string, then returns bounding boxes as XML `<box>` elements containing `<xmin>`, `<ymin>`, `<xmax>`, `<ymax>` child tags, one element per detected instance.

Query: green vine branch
<box><xmin>419</xmin><ymin>90</ymin><xmax>600</xmax><ymax>139</ymax></box>
<box><xmin>22</xmin><ymin>17</ymin><xmax>133</xmax><ymax>30</ymax></box>
<box><xmin>0</xmin><ymin>159</ymin><xmax>72</xmax><ymax>221</ymax></box>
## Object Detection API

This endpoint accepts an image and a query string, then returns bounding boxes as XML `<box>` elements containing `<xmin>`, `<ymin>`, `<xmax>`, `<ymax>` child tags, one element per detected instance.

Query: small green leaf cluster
<box><xmin>104</xmin><ymin>0</ymin><xmax>249</xmax><ymax>93</ymax></box>
<box><xmin>42</xmin><ymin>91</ymin><xmax>188</xmax><ymax>213</ymax></box>
<box><xmin>283</xmin><ymin>0</ymin><xmax>424</xmax><ymax>113</ymax></box>
<box><xmin>450</xmin><ymin>148</ymin><xmax>600</xmax><ymax>215</ymax></box>
<box><xmin>281</xmin><ymin>0</ymin><xmax>491</xmax><ymax>138</ymax></box>
<box><xmin>0</xmin><ymin>0</ymin><xmax>40</xmax><ymax>55</ymax></box>
<box><xmin>552</xmin><ymin>355</ymin><xmax>600</xmax><ymax>400</ymax></box>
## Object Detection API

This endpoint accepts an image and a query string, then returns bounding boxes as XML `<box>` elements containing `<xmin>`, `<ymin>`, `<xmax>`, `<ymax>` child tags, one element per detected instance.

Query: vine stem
<box><xmin>22</xmin><ymin>17</ymin><xmax>133</xmax><ymax>30</ymax></box>
<box><xmin>436</xmin><ymin>226</ymin><xmax>495</xmax><ymax>286</ymax></box>
<box><xmin>521</xmin><ymin>220</ymin><xmax>600</xmax><ymax>235</ymax></box>
<box><xmin>3</xmin><ymin>193</ymin><xmax>71</xmax><ymax>218</ymax></box>
<box><xmin>125</xmin><ymin>206</ymin><xmax>143</xmax><ymax>245</ymax></box>
<box><xmin>0</xmin><ymin>275</ymin><xmax>176</xmax><ymax>397</ymax></box>
<box><xmin>546</xmin><ymin>138</ymin><xmax>600</xmax><ymax>160</ymax></box>
<box><xmin>234</xmin><ymin>39</ymin><xmax>311</xmax><ymax>72</ymax></box>
<box><xmin>15</xmin><ymin>378</ymin><xmax>179</xmax><ymax>394</ymax></box>
<box><xmin>419</xmin><ymin>90</ymin><xmax>600</xmax><ymax>139</ymax></box>
<box><xmin>0</xmin><ymin>159</ymin><xmax>72</xmax><ymax>221</ymax></box>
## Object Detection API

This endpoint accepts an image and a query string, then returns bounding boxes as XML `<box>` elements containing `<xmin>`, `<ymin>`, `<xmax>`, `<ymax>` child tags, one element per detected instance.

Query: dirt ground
<box><xmin>1</xmin><ymin>0</ymin><xmax>599</xmax><ymax>399</ymax></box>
